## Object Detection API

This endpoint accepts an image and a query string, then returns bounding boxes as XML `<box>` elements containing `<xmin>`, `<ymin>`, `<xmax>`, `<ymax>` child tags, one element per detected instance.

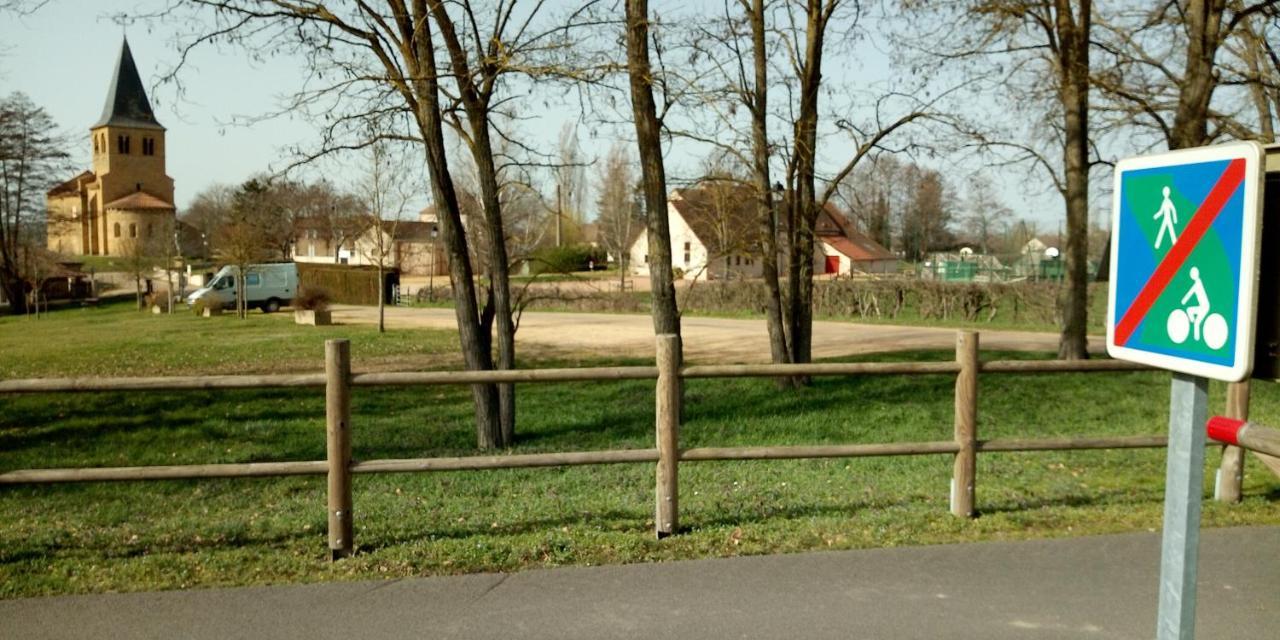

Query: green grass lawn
<box><xmin>1</xmin><ymin>302</ymin><xmax>1278</xmax><ymax>598</ymax></box>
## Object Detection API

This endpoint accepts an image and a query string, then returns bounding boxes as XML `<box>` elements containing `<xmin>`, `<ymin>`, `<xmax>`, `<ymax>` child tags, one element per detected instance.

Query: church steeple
<box><xmin>93</xmin><ymin>38</ymin><xmax>163</xmax><ymax>131</ymax></box>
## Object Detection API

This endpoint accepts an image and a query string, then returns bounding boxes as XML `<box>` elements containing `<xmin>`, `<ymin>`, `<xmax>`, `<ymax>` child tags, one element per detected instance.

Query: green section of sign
<box><xmin>1122</xmin><ymin>174</ymin><xmax>1235</xmax><ymax>358</ymax></box>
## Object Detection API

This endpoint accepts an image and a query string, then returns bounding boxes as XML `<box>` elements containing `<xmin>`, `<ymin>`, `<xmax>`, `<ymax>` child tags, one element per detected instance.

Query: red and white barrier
<box><xmin>1206</xmin><ymin>416</ymin><xmax>1280</xmax><ymax>458</ymax></box>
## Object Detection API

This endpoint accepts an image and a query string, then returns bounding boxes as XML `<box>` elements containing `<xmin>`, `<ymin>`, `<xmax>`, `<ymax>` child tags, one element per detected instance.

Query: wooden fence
<box><xmin>0</xmin><ymin>332</ymin><xmax>1244</xmax><ymax>559</ymax></box>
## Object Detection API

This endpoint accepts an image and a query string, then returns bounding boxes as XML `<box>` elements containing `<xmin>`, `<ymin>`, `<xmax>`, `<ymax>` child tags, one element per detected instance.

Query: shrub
<box><xmin>191</xmin><ymin>296</ymin><xmax>220</xmax><ymax>316</ymax></box>
<box><xmin>530</xmin><ymin>244</ymin><xmax>605</xmax><ymax>274</ymax></box>
<box><xmin>296</xmin><ymin>263</ymin><xmax>390</xmax><ymax>305</ymax></box>
<box><xmin>294</xmin><ymin>286</ymin><xmax>332</xmax><ymax>311</ymax></box>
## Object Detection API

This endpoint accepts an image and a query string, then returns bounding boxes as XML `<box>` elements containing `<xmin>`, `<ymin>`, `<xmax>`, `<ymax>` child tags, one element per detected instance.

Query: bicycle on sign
<box><xmin>1167</xmin><ymin>266</ymin><xmax>1229</xmax><ymax>351</ymax></box>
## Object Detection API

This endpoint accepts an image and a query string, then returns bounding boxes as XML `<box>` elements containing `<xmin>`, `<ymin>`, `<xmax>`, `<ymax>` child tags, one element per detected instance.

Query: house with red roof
<box><xmin>811</xmin><ymin>204</ymin><xmax>899</xmax><ymax>275</ymax></box>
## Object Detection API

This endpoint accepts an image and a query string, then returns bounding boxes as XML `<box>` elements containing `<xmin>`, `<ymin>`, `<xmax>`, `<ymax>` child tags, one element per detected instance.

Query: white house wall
<box><xmin>628</xmin><ymin>201</ymin><xmax>711</xmax><ymax>281</ymax></box>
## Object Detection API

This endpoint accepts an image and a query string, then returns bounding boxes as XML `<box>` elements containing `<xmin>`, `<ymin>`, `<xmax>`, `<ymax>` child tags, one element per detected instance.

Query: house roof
<box><xmin>383</xmin><ymin>220</ymin><xmax>437</xmax><ymax>242</ymax></box>
<box><xmin>47</xmin><ymin>170</ymin><xmax>95</xmax><ymax>197</ymax></box>
<box><xmin>822</xmin><ymin>233</ymin><xmax>896</xmax><ymax>262</ymax></box>
<box><xmin>103</xmin><ymin>191</ymin><xmax>175</xmax><ymax>210</ymax></box>
<box><xmin>93</xmin><ymin>38</ymin><xmax>164</xmax><ymax>131</ymax></box>
<box><xmin>815</xmin><ymin>203</ymin><xmax>856</xmax><ymax>237</ymax></box>
<box><xmin>668</xmin><ymin>184</ymin><xmax>760</xmax><ymax>255</ymax></box>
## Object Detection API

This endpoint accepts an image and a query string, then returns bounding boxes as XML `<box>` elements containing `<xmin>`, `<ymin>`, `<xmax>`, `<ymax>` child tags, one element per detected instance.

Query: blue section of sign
<box><xmin>1113</xmin><ymin>158</ymin><xmax>1244</xmax><ymax>368</ymax></box>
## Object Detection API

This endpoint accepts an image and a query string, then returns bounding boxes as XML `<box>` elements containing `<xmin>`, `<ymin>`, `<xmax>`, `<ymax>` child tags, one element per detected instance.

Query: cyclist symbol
<box><xmin>1167</xmin><ymin>267</ymin><xmax>1228</xmax><ymax>350</ymax></box>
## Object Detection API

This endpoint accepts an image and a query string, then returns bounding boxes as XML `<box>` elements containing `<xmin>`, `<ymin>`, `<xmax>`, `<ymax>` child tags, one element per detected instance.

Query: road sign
<box><xmin>1107</xmin><ymin>141</ymin><xmax>1266</xmax><ymax>382</ymax></box>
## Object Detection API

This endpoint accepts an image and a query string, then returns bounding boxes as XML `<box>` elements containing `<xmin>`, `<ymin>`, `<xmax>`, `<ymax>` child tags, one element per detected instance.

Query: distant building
<box><xmin>295</xmin><ymin>218</ymin><xmax>446</xmax><ymax>277</ymax></box>
<box><xmin>628</xmin><ymin>185</ymin><xmax>762</xmax><ymax>281</ymax></box>
<box><xmin>628</xmin><ymin>186</ymin><xmax>897</xmax><ymax>281</ymax></box>
<box><xmin>47</xmin><ymin>39</ymin><xmax>177</xmax><ymax>257</ymax></box>
<box><xmin>811</xmin><ymin>204</ymin><xmax>898</xmax><ymax>275</ymax></box>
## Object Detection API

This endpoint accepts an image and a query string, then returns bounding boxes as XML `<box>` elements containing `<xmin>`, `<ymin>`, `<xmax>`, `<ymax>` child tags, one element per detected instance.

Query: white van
<box><xmin>186</xmin><ymin>263</ymin><xmax>298</xmax><ymax>313</ymax></box>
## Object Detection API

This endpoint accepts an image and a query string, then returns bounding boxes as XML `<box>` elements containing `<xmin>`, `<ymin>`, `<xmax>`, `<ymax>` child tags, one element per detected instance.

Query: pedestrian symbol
<box><xmin>1106</xmin><ymin>141</ymin><xmax>1265</xmax><ymax>382</ymax></box>
<box><xmin>1154</xmin><ymin>186</ymin><xmax>1178</xmax><ymax>249</ymax></box>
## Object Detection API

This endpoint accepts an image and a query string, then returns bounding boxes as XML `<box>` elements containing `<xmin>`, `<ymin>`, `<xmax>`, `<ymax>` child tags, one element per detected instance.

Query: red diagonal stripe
<box><xmin>1115</xmin><ymin>158</ymin><xmax>1246</xmax><ymax>346</ymax></box>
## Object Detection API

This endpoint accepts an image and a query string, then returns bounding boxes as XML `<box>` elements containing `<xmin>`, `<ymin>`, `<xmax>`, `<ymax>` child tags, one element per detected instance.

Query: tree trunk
<box><xmin>430</xmin><ymin>4</ymin><xmax>517</xmax><ymax>446</ymax></box>
<box><xmin>407</xmin><ymin>2</ymin><xmax>501</xmax><ymax>449</ymax></box>
<box><xmin>747</xmin><ymin>0</ymin><xmax>793</xmax><ymax>387</ymax></box>
<box><xmin>377</xmin><ymin>263</ymin><xmax>385</xmax><ymax>333</ymax></box>
<box><xmin>787</xmin><ymin>0</ymin><xmax>827</xmax><ymax>374</ymax></box>
<box><xmin>626</xmin><ymin>0</ymin><xmax>681</xmax><ymax>337</ymax></box>
<box><xmin>1056</xmin><ymin>0</ymin><xmax>1091</xmax><ymax>360</ymax></box>
<box><xmin>1241</xmin><ymin>18</ymin><xmax>1276</xmax><ymax>143</ymax></box>
<box><xmin>1169</xmin><ymin>0</ymin><xmax>1224</xmax><ymax>150</ymax></box>
<box><xmin>1</xmin><ymin>268</ymin><xmax>27</xmax><ymax>315</ymax></box>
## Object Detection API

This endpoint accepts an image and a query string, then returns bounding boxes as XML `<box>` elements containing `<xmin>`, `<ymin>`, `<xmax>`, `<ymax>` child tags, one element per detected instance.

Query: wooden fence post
<box><xmin>326</xmin><ymin>339</ymin><xmax>354</xmax><ymax>560</ymax></box>
<box><xmin>1215</xmin><ymin>380</ymin><xmax>1250</xmax><ymax>503</ymax></box>
<box><xmin>952</xmin><ymin>331</ymin><xmax>978</xmax><ymax>518</ymax></box>
<box><xmin>655</xmin><ymin>334</ymin><xmax>682</xmax><ymax>538</ymax></box>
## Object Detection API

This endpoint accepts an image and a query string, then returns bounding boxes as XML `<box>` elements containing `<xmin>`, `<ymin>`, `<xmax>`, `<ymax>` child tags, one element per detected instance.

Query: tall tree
<box><xmin>595</xmin><ymin>141</ymin><xmax>641</xmax><ymax>290</ymax></box>
<box><xmin>169</xmin><ymin>1</ymin><xmax>595</xmax><ymax>448</ymax></box>
<box><xmin>963</xmin><ymin>175</ymin><xmax>1012</xmax><ymax>254</ymax></box>
<box><xmin>220</xmin><ymin>179</ymin><xmax>276</xmax><ymax>318</ymax></box>
<box><xmin>0</xmin><ymin>92</ymin><xmax>67</xmax><ymax>315</ymax></box>
<box><xmin>356</xmin><ymin>140</ymin><xmax>415</xmax><ymax>334</ymax></box>
<box><xmin>902</xmin><ymin>0</ymin><xmax>1094</xmax><ymax>359</ymax></box>
<box><xmin>625</xmin><ymin>0</ymin><xmax>681</xmax><ymax>337</ymax></box>
<box><xmin>1095</xmin><ymin>1</ymin><xmax>1280</xmax><ymax>148</ymax></box>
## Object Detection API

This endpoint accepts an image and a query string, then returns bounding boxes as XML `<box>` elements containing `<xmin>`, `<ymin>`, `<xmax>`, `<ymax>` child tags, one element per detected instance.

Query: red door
<box><xmin>824</xmin><ymin>255</ymin><xmax>840</xmax><ymax>274</ymax></box>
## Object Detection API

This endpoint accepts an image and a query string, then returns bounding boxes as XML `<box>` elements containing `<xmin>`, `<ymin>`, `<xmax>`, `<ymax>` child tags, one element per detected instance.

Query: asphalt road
<box><xmin>4</xmin><ymin>526</ymin><xmax>1276</xmax><ymax>639</ymax></box>
<box><xmin>332</xmin><ymin>305</ymin><xmax>1105</xmax><ymax>362</ymax></box>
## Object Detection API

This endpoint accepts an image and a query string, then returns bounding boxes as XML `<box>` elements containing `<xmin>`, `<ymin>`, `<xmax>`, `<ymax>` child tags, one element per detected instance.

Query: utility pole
<box><xmin>556</xmin><ymin>183</ymin><xmax>563</xmax><ymax>248</ymax></box>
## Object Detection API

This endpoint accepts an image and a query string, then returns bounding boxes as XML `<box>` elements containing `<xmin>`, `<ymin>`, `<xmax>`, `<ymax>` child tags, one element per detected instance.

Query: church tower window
<box><xmin>117</xmin><ymin>135</ymin><xmax>130</xmax><ymax>154</ymax></box>
<box><xmin>129</xmin><ymin>223</ymin><xmax>137</xmax><ymax>238</ymax></box>
<box><xmin>142</xmin><ymin>138</ymin><xmax>155</xmax><ymax>156</ymax></box>
<box><xmin>114</xmin><ymin>222</ymin><xmax>121</xmax><ymax>238</ymax></box>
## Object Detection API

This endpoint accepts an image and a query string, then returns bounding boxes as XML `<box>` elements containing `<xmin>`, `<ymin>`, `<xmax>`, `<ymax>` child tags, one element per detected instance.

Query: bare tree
<box><xmin>898</xmin><ymin>164</ymin><xmax>955</xmax><ymax>262</ymax></box>
<box><xmin>962</xmin><ymin>175</ymin><xmax>1011</xmax><ymax>254</ymax></box>
<box><xmin>164</xmin><ymin>1</ymin><xmax>599</xmax><ymax>448</ymax></box>
<box><xmin>1093</xmin><ymin>1</ymin><xmax>1280</xmax><ymax>149</ymax></box>
<box><xmin>355</xmin><ymin>139</ymin><xmax>415</xmax><ymax>333</ymax></box>
<box><xmin>625</xmin><ymin>0</ymin><xmax>681</xmax><ymax>337</ymax></box>
<box><xmin>595</xmin><ymin>141</ymin><xmax>640</xmax><ymax>290</ymax></box>
<box><xmin>217</xmin><ymin>178</ymin><xmax>276</xmax><ymax>318</ymax></box>
<box><xmin>840</xmin><ymin>155</ymin><xmax>907</xmax><ymax>252</ymax></box>
<box><xmin>900</xmin><ymin>0</ymin><xmax>1094</xmax><ymax>359</ymax></box>
<box><xmin>0</xmin><ymin>92</ymin><xmax>68</xmax><ymax>315</ymax></box>
<box><xmin>181</xmin><ymin>183</ymin><xmax>235</xmax><ymax>259</ymax></box>
<box><xmin>118</xmin><ymin>233</ymin><xmax>163</xmax><ymax>311</ymax></box>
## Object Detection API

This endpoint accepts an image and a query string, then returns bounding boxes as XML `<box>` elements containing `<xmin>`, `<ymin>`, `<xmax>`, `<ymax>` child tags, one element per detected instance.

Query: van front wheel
<box><xmin>263</xmin><ymin>298</ymin><xmax>282</xmax><ymax>314</ymax></box>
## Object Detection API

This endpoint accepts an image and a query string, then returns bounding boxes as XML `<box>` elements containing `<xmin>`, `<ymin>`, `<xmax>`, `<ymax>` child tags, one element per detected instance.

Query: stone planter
<box><xmin>295</xmin><ymin>309</ymin><xmax>332</xmax><ymax>326</ymax></box>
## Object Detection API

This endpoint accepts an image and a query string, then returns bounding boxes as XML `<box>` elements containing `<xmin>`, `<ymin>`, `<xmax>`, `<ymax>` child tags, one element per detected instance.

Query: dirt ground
<box><xmin>332</xmin><ymin>304</ymin><xmax>1104</xmax><ymax>364</ymax></box>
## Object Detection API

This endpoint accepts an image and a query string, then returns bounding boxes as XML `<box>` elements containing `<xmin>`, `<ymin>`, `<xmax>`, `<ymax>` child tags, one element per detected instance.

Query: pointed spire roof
<box><xmin>93</xmin><ymin>38</ymin><xmax>164</xmax><ymax>131</ymax></box>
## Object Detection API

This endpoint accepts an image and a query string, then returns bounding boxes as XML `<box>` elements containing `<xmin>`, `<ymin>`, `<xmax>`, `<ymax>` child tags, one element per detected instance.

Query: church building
<box><xmin>47</xmin><ymin>38</ymin><xmax>176</xmax><ymax>257</ymax></box>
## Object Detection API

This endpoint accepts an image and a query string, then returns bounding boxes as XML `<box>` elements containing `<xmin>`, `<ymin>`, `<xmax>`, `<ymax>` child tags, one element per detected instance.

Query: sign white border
<box><xmin>1106</xmin><ymin>141</ymin><xmax>1265</xmax><ymax>382</ymax></box>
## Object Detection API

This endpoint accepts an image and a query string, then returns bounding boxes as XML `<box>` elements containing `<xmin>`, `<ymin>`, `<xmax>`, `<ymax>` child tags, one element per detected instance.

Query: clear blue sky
<box><xmin>2</xmin><ymin>0</ymin><xmax>1074</xmax><ymax>233</ymax></box>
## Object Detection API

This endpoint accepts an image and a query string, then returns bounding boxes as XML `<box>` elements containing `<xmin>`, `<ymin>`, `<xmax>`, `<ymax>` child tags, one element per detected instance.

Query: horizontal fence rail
<box><xmin>0</xmin><ymin>332</ymin><xmax>1242</xmax><ymax>559</ymax></box>
<box><xmin>0</xmin><ymin>359</ymin><xmax>1150</xmax><ymax>395</ymax></box>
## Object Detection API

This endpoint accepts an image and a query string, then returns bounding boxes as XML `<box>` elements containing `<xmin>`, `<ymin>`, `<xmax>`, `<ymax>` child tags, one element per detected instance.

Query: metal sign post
<box><xmin>1156</xmin><ymin>374</ymin><xmax>1208</xmax><ymax>640</ymax></box>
